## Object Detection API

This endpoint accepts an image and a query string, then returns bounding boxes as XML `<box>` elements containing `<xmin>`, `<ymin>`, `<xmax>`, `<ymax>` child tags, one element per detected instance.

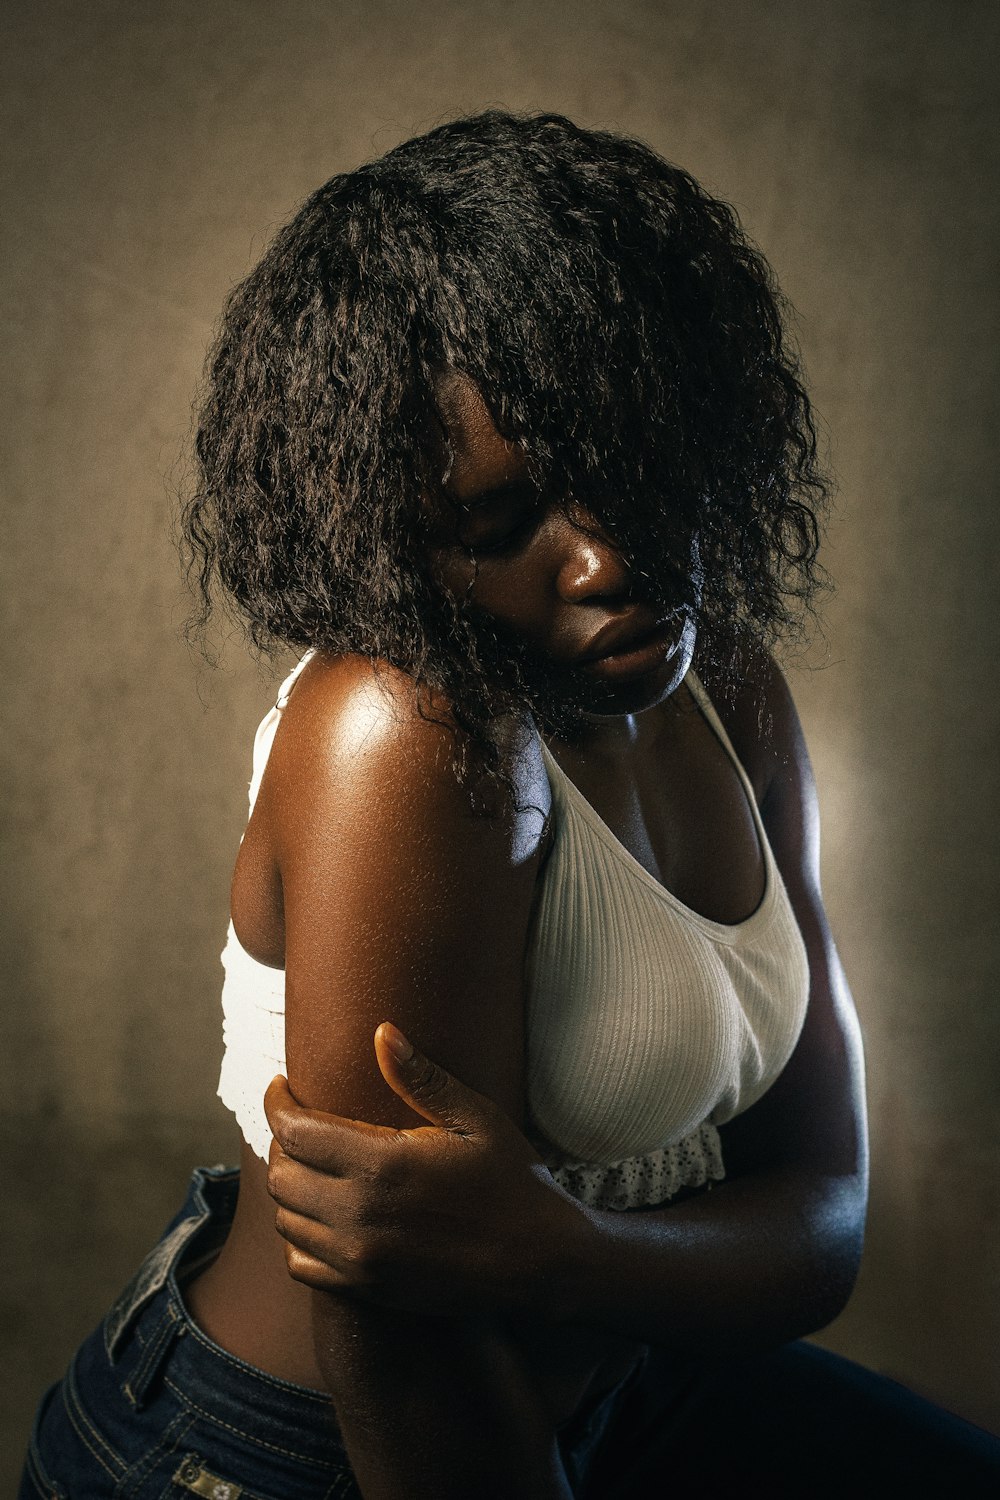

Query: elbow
<box><xmin>803</xmin><ymin>1170</ymin><xmax>867</xmax><ymax>1333</ymax></box>
<box><xmin>807</xmin><ymin>1238</ymin><xmax>862</xmax><ymax>1335</ymax></box>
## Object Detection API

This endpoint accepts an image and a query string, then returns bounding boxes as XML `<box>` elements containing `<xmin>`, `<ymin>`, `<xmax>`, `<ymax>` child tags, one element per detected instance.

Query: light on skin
<box><xmin>425</xmin><ymin>372</ymin><xmax>699</xmax><ymax>759</ymax></box>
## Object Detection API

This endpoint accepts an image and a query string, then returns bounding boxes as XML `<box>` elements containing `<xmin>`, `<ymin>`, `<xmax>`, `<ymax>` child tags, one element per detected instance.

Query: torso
<box><xmin>185</xmin><ymin>659</ymin><xmax>772</xmax><ymax>1423</ymax></box>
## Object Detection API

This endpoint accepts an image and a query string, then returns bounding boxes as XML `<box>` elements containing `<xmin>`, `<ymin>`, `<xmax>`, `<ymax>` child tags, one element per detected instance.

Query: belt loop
<box><xmin>121</xmin><ymin>1301</ymin><xmax>186</xmax><ymax>1410</ymax></box>
<box><xmin>105</xmin><ymin>1213</ymin><xmax>205</xmax><ymax>1361</ymax></box>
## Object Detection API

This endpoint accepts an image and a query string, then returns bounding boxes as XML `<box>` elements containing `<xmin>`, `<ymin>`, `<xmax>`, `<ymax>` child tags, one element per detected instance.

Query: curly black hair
<box><xmin>182</xmin><ymin>109</ymin><xmax>828</xmax><ymax>807</ymax></box>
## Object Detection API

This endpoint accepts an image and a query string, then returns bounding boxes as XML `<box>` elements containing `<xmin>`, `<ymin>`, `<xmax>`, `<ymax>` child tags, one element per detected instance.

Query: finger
<box><xmin>267</xmin><ymin>1151</ymin><xmax>353</xmax><ymax>1222</ymax></box>
<box><xmin>282</xmin><ymin>1243</ymin><xmax>344</xmax><ymax>1293</ymax></box>
<box><xmin>273</xmin><ymin>1205</ymin><xmax>367</xmax><ymax>1285</ymax></box>
<box><xmin>374</xmin><ymin>1023</ymin><xmax>498</xmax><ymax>1135</ymax></box>
<box><xmin>264</xmin><ymin>1074</ymin><xmax>394</xmax><ymax>1171</ymax></box>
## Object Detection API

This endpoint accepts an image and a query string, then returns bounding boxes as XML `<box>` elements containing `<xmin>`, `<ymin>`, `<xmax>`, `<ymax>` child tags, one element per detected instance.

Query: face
<box><xmin>424</xmin><ymin>374</ymin><xmax>699</xmax><ymax>726</ymax></box>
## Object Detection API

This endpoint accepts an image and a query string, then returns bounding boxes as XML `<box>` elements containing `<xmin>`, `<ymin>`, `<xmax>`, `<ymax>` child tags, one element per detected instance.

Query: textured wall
<box><xmin>3</xmin><ymin>0</ymin><xmax>998</xmax><ymax>1473</ymax></box>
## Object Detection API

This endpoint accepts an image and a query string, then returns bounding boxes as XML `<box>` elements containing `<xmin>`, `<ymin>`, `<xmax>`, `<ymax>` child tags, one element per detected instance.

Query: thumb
<box><xmin>374</xmin><ymin>1022</ymin><xmax>496</xmax><ymax>1135</ymax></box>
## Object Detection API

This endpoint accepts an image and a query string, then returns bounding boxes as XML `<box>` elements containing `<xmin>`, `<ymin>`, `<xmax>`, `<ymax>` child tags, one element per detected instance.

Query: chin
<box><xmin>589</xmin><ymin>618</ymin><xmax>697</xmax><ymax>718</ymax></box>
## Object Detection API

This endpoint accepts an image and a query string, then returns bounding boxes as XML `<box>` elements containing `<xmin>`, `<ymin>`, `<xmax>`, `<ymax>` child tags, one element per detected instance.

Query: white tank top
<box><xmin>217</xmin><ymin>655</ymin><xmax>810</xmax><ymax>1211</ymax></box>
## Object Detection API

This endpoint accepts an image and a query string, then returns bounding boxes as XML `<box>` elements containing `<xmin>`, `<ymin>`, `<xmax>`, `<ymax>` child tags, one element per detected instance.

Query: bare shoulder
<box><xmin>693</xmin><ymin>642</ymin><xmax>823</xmax><ymax>900</ymax></box>
<box><xmin>262</xmin><ymin>651</ymin><xmax>550</xmax><ymax>861</ymax></box>
<box><xmin>275</xmin><ymin>649</ymin><xmax>474</xmax><ymax>779</ymax></box>
<box><xmin>252</xmin><ymin>653</ymin><xmax>549</xmax><ymax>1125</ymax></box>
<box><xmin>693</xmin><ymin>643</ymin><xmax>811</xmax><ymax>814</ymax></box>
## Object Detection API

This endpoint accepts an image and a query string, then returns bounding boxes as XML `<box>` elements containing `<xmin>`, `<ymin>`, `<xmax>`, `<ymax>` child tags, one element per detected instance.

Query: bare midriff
<box><xmin>183</xmin><ymin>1140</ymin><xmax>646</xmax><ymax>1427</ymax></box>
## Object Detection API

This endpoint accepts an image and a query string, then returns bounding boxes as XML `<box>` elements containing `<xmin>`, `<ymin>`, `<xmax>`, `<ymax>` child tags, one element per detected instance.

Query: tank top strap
<box><xmin>245</xmin><ymin>650</ymin><xmax>317</xmax><ymax>812</ymax></box>
<box><xmin>536</xmin><ymin>674</ymin><xmax>762</xmax><ymax>828</ymax></box>
<box><xmin>274</xmin><ymin>648</ymin><xmax>317</xmax><ymax>710</ymax></box>
<box><xmin>683</xmin><ymin>670</ymin><xmax>765</xmax><ymax>829</ymax></box>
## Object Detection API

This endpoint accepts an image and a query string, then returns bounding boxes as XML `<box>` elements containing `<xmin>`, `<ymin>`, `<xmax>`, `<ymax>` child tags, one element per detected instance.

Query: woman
<box><xmin>20</xmin><ymin>110</ymin><xmax>998</xmax><ymax>1498</ymax></box>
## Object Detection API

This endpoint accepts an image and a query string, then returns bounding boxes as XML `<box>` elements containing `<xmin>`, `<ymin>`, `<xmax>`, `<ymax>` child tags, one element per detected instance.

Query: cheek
<box><xmin>430</xmin><ymin>550</ymin><xmax>547</xmax><ymax>638</ymax></box>
<box><xmin>467</xmin><ymin>569</ymin><xmax>549</xmax><ymax>647</ymax></box>
<box><xmin>429</xmin><ymin>548</ymin><xmax>476</xmax><ymax>598</ymax></box>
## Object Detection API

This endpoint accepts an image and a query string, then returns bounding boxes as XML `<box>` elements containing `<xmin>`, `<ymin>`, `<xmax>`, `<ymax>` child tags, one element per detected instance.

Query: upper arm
<box><xmin>257</xmin><ymin>654</ymin><xmax>548</xmax><ymax>1131</ymax></box>
<box><xmin>713</xmin><ymin>654</ymin><xmax>869</xmax><ymax>1191</ymax></box>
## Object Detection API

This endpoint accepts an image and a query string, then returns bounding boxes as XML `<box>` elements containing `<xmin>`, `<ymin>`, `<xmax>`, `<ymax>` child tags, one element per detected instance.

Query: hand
<box><xmin>264</xmin><ymin>1023</ymin><xmax>590</xmax><ymax>1318</ymax></box>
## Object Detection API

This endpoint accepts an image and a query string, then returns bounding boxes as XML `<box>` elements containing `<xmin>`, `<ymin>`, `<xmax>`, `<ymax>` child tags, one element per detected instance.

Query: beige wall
<box><xmin>3</xmin><ymin>0</ymin><xmax>998</xmax><ymax>1468</ymax></box>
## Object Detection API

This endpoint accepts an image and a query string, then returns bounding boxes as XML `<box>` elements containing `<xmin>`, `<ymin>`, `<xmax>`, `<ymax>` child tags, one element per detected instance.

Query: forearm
<box><xmin>553</xmin><ymin>1164</ymin><xmax>866</xmax><ymax>1359</ymax></box>
<box><xmin>312</xmin><ymin>1291</ymin><xmax>574</xmax><ymax>1500</ymax></box>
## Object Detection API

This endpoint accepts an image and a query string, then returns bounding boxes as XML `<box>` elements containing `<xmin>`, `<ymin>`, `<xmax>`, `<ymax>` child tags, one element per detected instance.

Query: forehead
<box><xmin>434</xmin><ymin>372</ymin><xmax>529</xmax><ymax>499</ymax></box>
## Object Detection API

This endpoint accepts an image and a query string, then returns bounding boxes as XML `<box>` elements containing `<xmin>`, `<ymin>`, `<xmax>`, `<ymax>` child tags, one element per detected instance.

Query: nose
<box><xmin>554</xmin><ymin>502</ymin><xmax>633</xmax><ymax>603</ymax></box>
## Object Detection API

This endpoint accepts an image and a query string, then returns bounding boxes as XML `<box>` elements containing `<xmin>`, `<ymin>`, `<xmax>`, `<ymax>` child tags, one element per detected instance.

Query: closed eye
<box><xmin>465</xmin><ymin>510</ymin><xmax>542</xmax><ymax>556</ymax></box>
<box><xmin>458</xmin><ymin>483</ymin><xmax>545</xmax><ymax>556</ymax></box>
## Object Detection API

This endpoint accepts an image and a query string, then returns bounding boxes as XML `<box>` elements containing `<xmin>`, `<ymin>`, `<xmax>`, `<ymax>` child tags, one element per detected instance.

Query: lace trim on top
<box><xmin>543</xmin><ymin>1120</ymin><xmax>726</xmax><ymax>1210</ymax></box>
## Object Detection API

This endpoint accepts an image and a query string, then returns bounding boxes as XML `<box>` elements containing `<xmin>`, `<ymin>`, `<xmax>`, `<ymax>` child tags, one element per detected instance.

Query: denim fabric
<box><xmin>18</xmin><ymin>1164</ymin><xmax>634</xmax><ymax>1499</ymax></box>
<box><xmin>579</xmin><ymin>1340</ymin><xmax>1000</xmax><ymax>1499</ymax></box>
<box><xmin>21</xmin><ymin>1163</ymin><xmax>1000</xmax><ymax>1498</ymax></box>
<box><xmin>19</xmin><ymin>1166</ymin><xmax>364</xmax><ymax>1499</ymax></box>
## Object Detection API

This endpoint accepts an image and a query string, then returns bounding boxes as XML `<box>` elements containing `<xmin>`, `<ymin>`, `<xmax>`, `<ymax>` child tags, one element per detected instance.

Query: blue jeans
<box><xmin>580</xmin><ymin>1341</ymin><xmax>1000</xmax><ymax>1498</ymax></box>
<box><xmin>20</xmin><ymin>1164</ymin><xmax>1000</xmax><ymax>1498</ymax></box>
<box><xmin>17</xmin><ymin>1164</ymin><xmax>634</xmax><ymax>1498</ymax></box>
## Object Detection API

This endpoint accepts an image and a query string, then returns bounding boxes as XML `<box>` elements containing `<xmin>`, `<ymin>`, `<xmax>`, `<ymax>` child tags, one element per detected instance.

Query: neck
<box><xmin>545</xmin><ymin>710</ymin><xmax>641</xmax><ymax>760</ymax></box>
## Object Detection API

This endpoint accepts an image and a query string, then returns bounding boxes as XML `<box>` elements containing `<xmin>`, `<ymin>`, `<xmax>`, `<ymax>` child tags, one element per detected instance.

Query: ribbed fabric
<box><xmin>218</xmin><ymin>655</ymin><xmax>810</xmax><ymax>1211</ymax></box>
<box><xmin>528</xmin><ymin>674</ymin><xmax>810</xmax><ymax>1207</ymax></box>
<box><xmin>217</xmin><ymin>654</ymin><xmax>308</xmax><ymax>1151</ymax></box>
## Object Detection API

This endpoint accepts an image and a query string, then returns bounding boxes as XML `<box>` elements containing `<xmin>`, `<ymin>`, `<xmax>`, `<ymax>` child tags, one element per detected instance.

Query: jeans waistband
<box><xmin>103</xmin><ymin>1164</ymin><xmax>347</xmax><ymax>1470</ymax></box>
<box><xmin>100</xmin><ymin>1162</ymin><xmax>643</xmax><ymax>1480</ymax></box>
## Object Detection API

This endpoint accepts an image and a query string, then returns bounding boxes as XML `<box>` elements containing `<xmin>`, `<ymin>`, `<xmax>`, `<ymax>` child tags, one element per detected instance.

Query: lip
<box><xmin>577</xmin><ymin>611</ymin><xmax>664</xmax><ymax>663</ymax></box>
<box><xmin>578</xmin><ymin>616</ymin><xmax>680</xmax><ymax>681</ymax></box>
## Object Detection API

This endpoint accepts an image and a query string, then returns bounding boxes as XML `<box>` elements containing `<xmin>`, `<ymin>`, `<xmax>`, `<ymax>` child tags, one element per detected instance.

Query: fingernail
<box><xmin>380</xmin><ymin>1022</ymin><xmax>414</xmax><ymax>1064</ymax></box>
